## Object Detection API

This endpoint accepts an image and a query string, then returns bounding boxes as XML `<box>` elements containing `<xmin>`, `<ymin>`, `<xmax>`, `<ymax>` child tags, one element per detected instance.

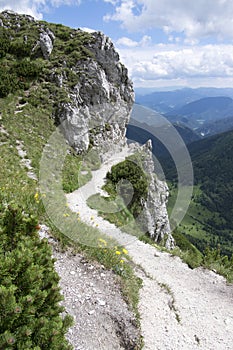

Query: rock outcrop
<box><xmin>0</xmin><ymin>10</ymin><xmax>54</xmax><ymax>59</ymax></box>
<box><xmin>0</xmin><ymin>10</ymin><xmax>173</xmax><ymax>247</ymax></box>
<box><xmin>55</xmin><ymin>31</ymin><xmax>134</xmax><ymax>155</ymax></box>
<box><xmin>39</xmin><ymin>29</ymin><xmax>54</xmax><ymax>59</ymax></box>
<box><xmin>141</xmin><ymin>140</ymin><xmax>174</xmax><ymax>249</ymax></box>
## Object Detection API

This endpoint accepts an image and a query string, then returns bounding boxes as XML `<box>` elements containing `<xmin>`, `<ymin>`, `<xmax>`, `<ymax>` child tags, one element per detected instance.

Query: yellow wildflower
<box><xmin>63</xmin><ymin>213</ymin><xmax>70</xmax><ymax>217</ymax></box>
<box><xmin>98</xmin><ymin>238</ymin><xmax>107</xmax><ymax>246</ymax></box>
<box><xmin>120</xmin><ymin>259</ymin><xmax>124</xmax><ymax>264</ymax></box>
<box><xmin>122</xmin><ymin>248</ymin><xmax>128</xmax><ymax>255</ymax></box>
<box><xmin>115</xmin><ymin>251</ymin><xmax>121</xmax><ymax>255</ymax></box>
<box><xmin>34</xmin><ymin>192</ymin><xmax>39</xmax><ymax>201</ymax></box>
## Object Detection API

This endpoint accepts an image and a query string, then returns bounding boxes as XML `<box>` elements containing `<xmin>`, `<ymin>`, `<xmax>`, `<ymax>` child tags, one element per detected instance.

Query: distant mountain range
<box><xmin>135</xmin><ymin>88</ymin><xmax>233</xmax><ymax>136</ymax></box>
<box><xmin>165</xmin><ymin>96</ymin><xmax>233</xmax><ymax>130</ymax></box>
<box><xmin>135</xmin><ymin>87</ymin><xmax>233</xmax><ymax>113</ymax></box>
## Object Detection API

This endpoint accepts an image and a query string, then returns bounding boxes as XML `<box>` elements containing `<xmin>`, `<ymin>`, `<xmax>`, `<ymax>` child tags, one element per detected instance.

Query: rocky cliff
<box><xmin>54</xmin><ymin>31</ymin><xmax>134</xmax><ymax>155</ymax></box>
<box><xmin>0</xmin><ymin>10</ymin><xmax>173</xmax><ymax>247</ymax></box>
<box><xmin>0</xmin><ymin>10</ymin><xmax>134</xmax><ymax>154</ymax></box>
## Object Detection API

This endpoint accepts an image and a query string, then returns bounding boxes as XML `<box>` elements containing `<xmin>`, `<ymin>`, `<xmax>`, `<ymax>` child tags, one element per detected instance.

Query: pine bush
<box><xmin>106</xmin><ymin>159</ymin><xmax>148</xmax><ymax>216</ymax></box>
<box><xmin>0</xmin><ymin>201</ymin><xmax>73</xmax><ymax>349</ymax></box>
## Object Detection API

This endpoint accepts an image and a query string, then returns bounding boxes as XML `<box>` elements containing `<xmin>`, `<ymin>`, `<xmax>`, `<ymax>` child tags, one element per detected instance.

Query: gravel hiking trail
<box><xmin>66</xmin><ymin>146</ymin><xmax>233</xmax><ymax>350</ymax></box>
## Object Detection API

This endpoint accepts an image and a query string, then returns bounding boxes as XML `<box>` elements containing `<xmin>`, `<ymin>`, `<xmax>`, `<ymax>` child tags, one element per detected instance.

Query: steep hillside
<box><xmin>0</xmin><ymin>11</ymin><xmax>143</xmax><ymax>349</ymax></box>
<box><xmin>0</xmin><ymin>10</ymin><xmax>134</xmax><ymax>201</ymax></box>
<box><xmin>1</xmin><ymin>11</ymin><xmax>233</xmax><ymax>350</ymax></box>
<box><xmin>166</xmin><ymin>129</ymin><xmax>233</xmax><ymax>256</ymax></box>
<box><xmin>197</xmin><ymin>114</ymin><xmax>233</xmax><ymax>136</ymax></box>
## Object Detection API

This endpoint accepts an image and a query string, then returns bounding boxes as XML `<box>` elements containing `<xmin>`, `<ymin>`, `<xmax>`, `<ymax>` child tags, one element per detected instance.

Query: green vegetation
<box><xmin>166</xmin><ymin>129</ymin><xmax>233</xmax><ymax>257</ymax></box>
<box><xmin>164</xmin><ymin>128</ymin><xmax>233</xmax><ymax>285</ymax></box>
<box><xmin>87</xmin><ymin>153</ymin><xmax>233</xmax><ymax>282</ymax></box>
<box><xmin>0</xmin><ymin>25</ymin><xmax>43</xmax><ymax>97</ymax></box>
<box><xmin>0</xmin><ymin>12</ymin><xmax>93</xmax><ymax>110</ymax></box>
<box><xmin>106</xmin><ymin>159</ymin><xmax>148</xmax><ymax>217</ymax></box>
<box><xmin>166</xmin><ymin>182</ymin><xmax>233</xmax><ymax>281</ymax></box>
<box><xmin>87</xmin><ymin>157</ymin><xmax>148</xmax><ymax>238</ymax></box>
<box><xmin>87</xmin><ymin>193</ymin><xmax>144</xmax><ymax>238</ymax></box>
<box><xmin>0</xmin><ymin>14</ymin><xmax>143</xmax><ymax>347</ymax></box>
<box><xmin>62</xmin><ymin>152</ymin><xmax>90</xmax><ymax>193</ymax></box>
<box><xmin>0</xmin><ymin>199</ymin><xmax>73</xmax><ymax>349</ymax></box>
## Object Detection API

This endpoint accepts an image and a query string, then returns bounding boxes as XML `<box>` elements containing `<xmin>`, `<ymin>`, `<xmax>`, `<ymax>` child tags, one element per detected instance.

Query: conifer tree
<box><xmin>0</xmin><ymin>201</ymin><xmax>73</xmax><ymax>349</ymax></box>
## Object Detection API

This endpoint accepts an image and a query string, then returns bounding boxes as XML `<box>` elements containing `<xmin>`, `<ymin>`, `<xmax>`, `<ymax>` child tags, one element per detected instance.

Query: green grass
<box><xmin>167</xmin><ymin>183</ymin><xmax>233</xmax><ymax>256</ymax></box>
<box><xmin>0</xmin><ymin>14</ymin><xmax>142</xmax><ymax>344</ymax></box>
<box><xmin>87</xmin><ymin>193</ymin><xmax>145</xmax><ymax>239</ymax></box>
<box><xmin>0</xmin><ymin>91</ymin><xmax>142</xmax><ymax>342</ymax></box>
<box><xmin>166</xmin><ymin>129</ymin><xmax>233</xmax><ymax>257</ymax></box>
<box><xmin>62</xmin><ymin>152</ymin><xmax>92</xmax><ymax>193</ymax></box>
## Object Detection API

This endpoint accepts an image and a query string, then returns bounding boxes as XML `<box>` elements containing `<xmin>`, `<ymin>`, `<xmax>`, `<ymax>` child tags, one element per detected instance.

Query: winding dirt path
<box><xmin>66</xmin><ymin>146</ymin><xmax>233</xmax><ymax>350</ymax></box>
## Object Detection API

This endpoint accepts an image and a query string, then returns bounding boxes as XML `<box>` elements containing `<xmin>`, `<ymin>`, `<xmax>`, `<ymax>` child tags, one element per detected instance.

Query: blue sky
<box><xmin>1</xmin><ymin>0</ymin><xmax>233</xmax><ymax>89</ymax></box>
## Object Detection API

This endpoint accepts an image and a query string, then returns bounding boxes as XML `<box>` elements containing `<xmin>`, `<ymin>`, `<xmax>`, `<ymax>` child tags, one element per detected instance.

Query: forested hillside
<box><xmin>166</xmin><ymin>129</ymin><xmax>233</xmax><ymax>256</ymax></box>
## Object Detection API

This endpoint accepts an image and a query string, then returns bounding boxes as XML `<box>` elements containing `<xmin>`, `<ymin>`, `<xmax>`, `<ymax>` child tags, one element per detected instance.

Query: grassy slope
<box><xmin>0</xmin><ymin>13</ymin><xmax>143</xmax><ymax>340</ymax></box>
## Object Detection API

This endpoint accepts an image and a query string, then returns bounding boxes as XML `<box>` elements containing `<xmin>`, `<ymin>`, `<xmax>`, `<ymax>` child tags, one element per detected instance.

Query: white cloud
<box><xmin>0</xmin><ymin>0</ymin><xmax>81</xmax><ymax>19</ymax></box>
<box><xmin>116</xmin><ymin>34</ymin><xmax>151</xmax><ymax>47</ymax></box>
<box><xmin>103</xmin><ymin>0</ymin><xmax>119</xmax><ymax>4</ymax></box>
<box><xmin>116</xmin><ymin>43</ymin><xmax>233</xmax><ymax>87</ymax></box>
<box><xmin>105</xmin><ymin>0</ymin><xmax>233</xmax><ymax>42</ymax></box>
<box><xmin>117</xmin><ymin>37</ymin><xmax>138</xmax><ymax>47</ymax></box>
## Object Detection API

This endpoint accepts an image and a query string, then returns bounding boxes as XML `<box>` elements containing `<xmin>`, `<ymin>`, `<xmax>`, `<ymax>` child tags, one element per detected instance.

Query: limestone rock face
<box><xmin>55</xmin><ymin>31</ymin><xmax>134</xmax><ymax>154</ymax></box>
<box><xmin>1</xmin><ymin>10</ymin><xmax>35</xmax><ymax>24</ymax></box>
<box><xmin>39</xmin><ymin>29</ymin><xmax>54</xmax><ymax>59</ymax></box>
<box><xmin>141</xmin><ymin>140</ymin><xmax>174</xmax><ymax>249</ymax></box>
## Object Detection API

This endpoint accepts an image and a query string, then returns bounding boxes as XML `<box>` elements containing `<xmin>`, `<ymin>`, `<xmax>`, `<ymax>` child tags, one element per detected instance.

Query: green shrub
<box><xmin>9</xmin><ymin>39</ymin><xmax>33</xmax><ymax>58</ymax></box>
<box><xmin>0</xmin><ymin>28</ymin><xmax>10</xmax><ymax>58</ymax></box>
<box><xmin>0</xmin><ymin>202</ymin><xmax>73</xmax><ymax>349</ymax></box>
<box><xmin>106</xmin><ymin>160</ymin><xmax>148</xmax><ymax>217</ymax></box>
<box><xmin>203</xmin><ymin>245</ymin><xmax>233</xmax><ymax>282</ymax></box>
<box><xmin>14</xmin><ymin>59</ymin><xmax>41</xmax><ymax>79</ymax></box>
<box><xmin>0</xmin><ymin>67</ymin><xmax>18</xmax><ymax>98</ymax></box>
<box><xmin>169</xmin><ymin>230</ymin><xmax>203</xmax><ymax>268</ymax></box>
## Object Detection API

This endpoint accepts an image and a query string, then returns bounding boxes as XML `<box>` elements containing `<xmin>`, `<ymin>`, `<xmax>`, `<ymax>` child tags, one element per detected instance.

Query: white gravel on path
<box><xmin>66</xmin><ymin>146</ymin><xmax>233</xmax><ymax>350</ymax></box>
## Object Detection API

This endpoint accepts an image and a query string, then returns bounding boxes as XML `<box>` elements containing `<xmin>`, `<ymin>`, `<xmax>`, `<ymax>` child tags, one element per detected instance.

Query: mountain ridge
<box><xmin>1</xmin><ymin>11</ymin><xmax>233</xmax><ymax>350</ymax></box>
<box><xmin>136</xmin><ymin>88</ymin><xmax>233</xmax><ymax>134</ymax></box>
